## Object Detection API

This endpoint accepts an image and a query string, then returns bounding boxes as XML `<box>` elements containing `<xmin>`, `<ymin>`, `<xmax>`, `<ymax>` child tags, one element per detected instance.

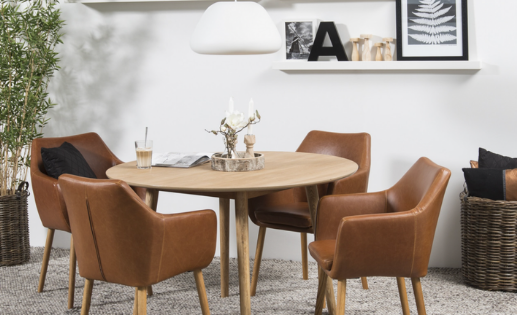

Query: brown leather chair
<box><xmin>248</xmin><ymin>131</ymin><xmax>371</xmax><ymax>295</ymax></box>
<box><xmin>309</xmin><ymin>157</ymin><xmax>451</xmax><ymax>315</ymax></box>
<box><xmin>58</xmin><ymin>175</ymin><xmax>216</xmax><ymax>315</ymax></box>
<box><xmin>30</xmin><ymin>132</ymin><xmax>145</xmax><ymax>308</ymax></box>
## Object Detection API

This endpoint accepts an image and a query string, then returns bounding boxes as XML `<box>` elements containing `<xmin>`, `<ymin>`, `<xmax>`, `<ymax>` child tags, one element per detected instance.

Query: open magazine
<box><xmin>152</xmin><ymin>152</ymin><xmax>213</xmax><ymax>168</ymax></box>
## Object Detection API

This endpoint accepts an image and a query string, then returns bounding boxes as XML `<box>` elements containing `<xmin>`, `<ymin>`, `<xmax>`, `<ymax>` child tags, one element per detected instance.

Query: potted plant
<box><xmin>207</xmin><ymin>100</ymin><xmax>264</xmax><ymax>172</ymax></box>
<box><xmin>0</xmin><ymin>0</ymin><xmax>63</xmax><ymax>265</ymax></box>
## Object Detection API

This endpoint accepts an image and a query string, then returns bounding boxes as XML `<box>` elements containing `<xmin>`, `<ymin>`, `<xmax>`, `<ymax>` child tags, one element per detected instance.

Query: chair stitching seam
<box><xmin>85</xmin><ymin>196</ymin><xmax>107</xmax><ymax>282</ymax></box>
<box><xmin>156</xmin><ymin>217</ymin><xmax>166</xmax><ymax>283</ymax></box>
<box><xmin>410</xmin><ymin>210</ymin><xmax>417</xmax><ymax>276</ymax></box>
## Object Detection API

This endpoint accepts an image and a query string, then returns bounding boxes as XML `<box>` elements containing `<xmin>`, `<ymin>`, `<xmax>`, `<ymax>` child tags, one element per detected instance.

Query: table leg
<box><xmin>219</xmin><ymin>198</ymin><xmax>230</xmax><ymax>298</ymax></box>
<box><xmin>145</xmin><ymin>189</ymin><xmax>159</xmax><ymax>211</ymax></box>
<box><xmin>305</xmin><ymin>185</ymin><xmax>319</xmax><ymax>234</ymax></box>
<box><xmin>235</xmin><ymin>192</ymin><xmax>251</xmax><ymax>315</ymax></box>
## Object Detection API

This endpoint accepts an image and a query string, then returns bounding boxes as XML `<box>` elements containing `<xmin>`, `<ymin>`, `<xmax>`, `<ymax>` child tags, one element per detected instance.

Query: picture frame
<box><xmin>283</xmin><ymin>20</ymin><xmax>317</xmax><ymax>61</ymax></box>
<box><xmin>396</xmin><ymin>0</ymin><xmax>468</xmax><ymax>61</ymax></box>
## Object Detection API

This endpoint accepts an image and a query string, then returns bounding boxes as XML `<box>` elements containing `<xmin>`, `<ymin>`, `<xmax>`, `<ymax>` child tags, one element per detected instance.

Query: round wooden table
<box><xmin>107</xmin><ymin>151</ymin><xmax>358</xmax><ymax>315</ymax></box>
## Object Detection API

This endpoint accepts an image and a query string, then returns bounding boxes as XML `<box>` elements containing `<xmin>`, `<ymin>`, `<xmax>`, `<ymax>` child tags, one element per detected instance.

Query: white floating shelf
<box><xmin>77</xmin><ymin>0</ymin><xmax>215</xmax><ymax>3</ymax></box>
<box><xmin>272</xmin><ymin>60</ymin><xmax>482</xmax><ymax>71</ymax></box>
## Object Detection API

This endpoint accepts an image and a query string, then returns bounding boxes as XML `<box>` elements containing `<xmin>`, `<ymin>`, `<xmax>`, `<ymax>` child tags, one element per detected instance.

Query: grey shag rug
<box><xmin>0</xmin><ymin>247</ymin><xmax>516</xmax><ymax>314</ymax></box>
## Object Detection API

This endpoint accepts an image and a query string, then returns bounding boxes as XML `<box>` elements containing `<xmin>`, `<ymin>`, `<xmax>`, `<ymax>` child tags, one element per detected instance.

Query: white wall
<box><xmin>27</xmin><ymin>0</ymin><xmax>516</xmax><ymax>268</ymax></box>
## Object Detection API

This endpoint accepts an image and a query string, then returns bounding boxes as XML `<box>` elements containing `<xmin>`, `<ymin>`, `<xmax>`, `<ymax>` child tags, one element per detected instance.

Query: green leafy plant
<box><xmin>0</xmin><ymin>0</ymin><xmax>64</xmax><ymax>196</ymax></box>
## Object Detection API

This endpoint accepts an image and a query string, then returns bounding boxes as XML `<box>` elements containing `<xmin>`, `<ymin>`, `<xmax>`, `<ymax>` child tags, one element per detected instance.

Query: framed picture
<box><xmin>396</xmin><ymin>0</ymin><xmax>468</xmax><ymax>60</ymax></box>
<box><xmin>284</xmin><ymin>20</ymin><xmax>317</xmax><ymax>60</ymax></box>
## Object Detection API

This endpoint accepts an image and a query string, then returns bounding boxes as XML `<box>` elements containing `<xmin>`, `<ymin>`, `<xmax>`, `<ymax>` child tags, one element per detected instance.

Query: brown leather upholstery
<box><xmin>58</xmin><ymin>174</ymin><xmax>217</xmax><ymax>287</ymax></box>
<box><xmin>309</xmin><ymin>157</ymin><xmax>451</xmax><ymax>280</ymax></box>
<box><xmin>248</xmin><ymin>131</ymin><xmax>371</xmax><ymax>233</ymax></box>
<box><xmin>31</xmin><ymin>132</ymin><xmax>146</xmax><ymax>232</ymax></box>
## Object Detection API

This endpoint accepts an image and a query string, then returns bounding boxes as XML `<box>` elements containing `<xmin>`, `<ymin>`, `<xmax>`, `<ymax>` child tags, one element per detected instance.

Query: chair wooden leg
<box><xmin>38</xmin><ymin>228</ymin><xmax>54</xmax><ymax>293</ymax></box>
<box><xmin>147</xmin><ymin>286</ymin><xmax>153</xmax><ymax>296</ymax></box>
<box><xmin>315</xmin><ymin>267</ymin><xmax>328</xmax><ymax>315</ymax></box>
<box><xmin>137</xmin><ymin>286</ymin><xmax>147</xmax><ymax>315</ymax></box>
<box><xmin>133</xmin><ymin>287</ymin><xmax>138</xmax><ymax>315</ymax></box>
<box><xmin>317</xmin><ymin>270</ymin><xmax>326</xmax><ymax>309</ymax></box>
<box><xmin>337</xmin><ymin>279</ymin><xmax>346</xmax><ymax>315</ymax></box>
<box><xmin>325</xmin><ymin>275</ymin><xmax>336</xmax><ymax>315</ymax></box>
<box><xmin>301</xmin><ymin>232</ymin><xmax>308</xmax><ymax>280</ymax></box>
<box><xmin>194</xmin><ymin>270</ymin><xmax>211</xmax><ymax>315</ymax></box>
<box><xmin>68</xmin><ymin>236</ymin><xmax>77</xmax><ymax>309</ymax></box>
<box><xmin>251</xmin><ymin>226</ymin><xmax>266</xmax><ymax>296</ymax></box>
<box><xmin>397</xmin><ymin>277</ymin><xmax>410</xmax><ymax>315</ymax></box>
<box><xmin>411</xmin><ymin>277</ymin><xmax>426</xmax><ymax>315</ymax></box>
<box><xmin>361</xmin><ymin>277</ymin><xmax>368</xmax><ymax>290</ymax></box>
<box><xmin>80</xmin><ymin>279</ymin><xmax>94</xmax><ymax>315</ymax></box>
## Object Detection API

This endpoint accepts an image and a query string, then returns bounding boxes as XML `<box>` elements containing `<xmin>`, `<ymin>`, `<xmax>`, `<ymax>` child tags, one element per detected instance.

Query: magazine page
<box><xmin>152</xmin><ymin>152</ymin><xmax>213</xmax><ymax>168</ymax></box>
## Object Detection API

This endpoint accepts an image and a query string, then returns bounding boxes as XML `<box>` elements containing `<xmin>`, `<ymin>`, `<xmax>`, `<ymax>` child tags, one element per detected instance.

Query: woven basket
<box><xmin>0</xmin><ymin>182</ymin><xmax>30</xmax><ymax>266</ymax></box>
<box><xmin>460</xmin><ymin>190</ymin><xmax>517</xmax><ymax>291</ymax></box>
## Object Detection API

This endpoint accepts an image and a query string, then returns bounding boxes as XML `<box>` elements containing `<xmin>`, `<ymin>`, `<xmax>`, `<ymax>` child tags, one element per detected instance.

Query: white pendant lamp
<box><xmin>190</xmin><ymin>1</ymin><xmax>281</xmax><ymax>55</ymax></box>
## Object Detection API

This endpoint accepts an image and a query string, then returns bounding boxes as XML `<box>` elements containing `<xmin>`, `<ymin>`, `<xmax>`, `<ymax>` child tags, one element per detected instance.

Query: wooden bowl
<box><xmin>211</xmin><ymin>152</ymin><xmax>265</xmax><ymax>172</ymax></box>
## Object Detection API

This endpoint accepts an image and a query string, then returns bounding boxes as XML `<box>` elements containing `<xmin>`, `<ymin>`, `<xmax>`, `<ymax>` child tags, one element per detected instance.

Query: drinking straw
<box><xmin>145</xmin><ymin>127</ymin><xmax>148</xmax><ymax>147</ymax></box>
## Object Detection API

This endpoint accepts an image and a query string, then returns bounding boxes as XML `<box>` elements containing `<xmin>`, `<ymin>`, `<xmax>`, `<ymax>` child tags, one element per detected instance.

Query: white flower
<box><xmin>221</xmin><ymin>126</ymin><xmax>227</xmax><ymax>132</ymax></box>
<box><xmin>225</xmin><ymin>110</ymin><xmax>247</xmax><ymax>130</ymax></box>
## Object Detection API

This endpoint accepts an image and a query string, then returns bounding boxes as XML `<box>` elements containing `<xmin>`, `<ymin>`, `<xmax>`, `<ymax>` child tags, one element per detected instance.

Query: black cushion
<box><xmin>463</xmin><ymin>168</ymin><xmax>504</xmax><ymax>200</ymax></box>
<box><xmin>478</xmin><ymin>148</ymin><xmax>517</xmax><ymax>169</ymax></box>
<box><xmin>41</xmin><ymin>142</ymin><xmax>97</xmax><ymax>179</ymax></box>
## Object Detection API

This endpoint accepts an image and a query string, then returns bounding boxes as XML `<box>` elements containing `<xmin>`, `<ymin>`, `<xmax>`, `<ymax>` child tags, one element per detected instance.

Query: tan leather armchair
<box><xmin>248</xmin><ymin>131</ymin><xmax>371</xmax><ymax>295</ymax></box>
<box><xmin>30</xmin><ymin>132</ymin><xmax>145</xmax><ymax>308</ymax></box>
<box><xmin>58</xmin><ymin>174</ymin><xmax>216</xmax><ymax>315</ymax></box>
<box><xmin>309</xmin><ymin>157</ymin><xmax>451</xmax><ymax>315</ymax></box>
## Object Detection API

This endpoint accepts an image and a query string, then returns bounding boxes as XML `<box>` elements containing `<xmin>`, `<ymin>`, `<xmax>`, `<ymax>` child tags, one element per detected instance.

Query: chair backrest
<box><xmin>30</xmin><ymin>132</ymin><xmax>121</xmax><ymax>232</ymax></box>
<box><xmin>387</xmin><ymin>157</ymin><xmax>451</xmax><ymax>275</ymax></box>
<box><xmin>293</xmin><ymin>131</ymin><xmax>371</xmax><ymax>202</ymax></box>
<box><xmin>58</xmin><ymin>174</ymin><xmax>162</xmax><ymax>287</ymax></box>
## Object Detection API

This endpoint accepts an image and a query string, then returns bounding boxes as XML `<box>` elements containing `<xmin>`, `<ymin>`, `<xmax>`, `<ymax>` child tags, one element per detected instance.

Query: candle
<box><xmin>229</xmin><ymin>97</ymin><xmax>234</xmax><ymax>113</ymax></box>
<box><xmin>247</xmin><ymin>98</ymin><xmax>254</xmax><ymax>135</ymax></box>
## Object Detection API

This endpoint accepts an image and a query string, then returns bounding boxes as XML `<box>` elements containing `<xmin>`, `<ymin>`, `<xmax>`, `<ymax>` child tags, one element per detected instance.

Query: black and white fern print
<box><xmin>407</xmin><ymin>0</ymin><xmax>457</xmax><ymax>45</ymax></box>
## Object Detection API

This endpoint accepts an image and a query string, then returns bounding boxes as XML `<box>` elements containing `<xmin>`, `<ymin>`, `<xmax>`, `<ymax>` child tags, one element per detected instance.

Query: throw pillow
<box><xmin>41</xmin><ymin>142</ymin><xmax>97</xmax><ymax>179</ymax></box>
<box><xmin>478</xmin><ymin>148</ymin><xmax>517</xmax><ymax>169</ymax></box>
<box><xmin>463</xmin><ymin>168</ymin><xmax>517</xmax><ymax>201</ymax></box>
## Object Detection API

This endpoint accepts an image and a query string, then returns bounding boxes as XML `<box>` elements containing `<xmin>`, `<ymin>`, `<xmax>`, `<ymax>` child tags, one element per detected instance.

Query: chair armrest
<box><xmin>329</xmin><ymin>210</ymin><xmax>418</xmax><ymax>280</ymax></box>
<box><xmin>156</xmin><ymin>210</ymin><xmax>217</xmax><ymax>282</ymax></box>
<box><xmin>316</xmin><ymin>191</ymin><xmax>387</xmax><ymax>240</ymax></box>
<box><xmin>328</xmin><ymin>168</ymin><xmax>369</xmax><ymax>195</ymax></box>
<box><xmin>30</xmin><ymin>170</ymin><xmax>70</xmax><ymax>231</ymax></box>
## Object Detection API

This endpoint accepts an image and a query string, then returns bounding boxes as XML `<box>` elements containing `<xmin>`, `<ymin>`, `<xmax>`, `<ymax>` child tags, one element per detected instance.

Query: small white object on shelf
<box><xmin>383</xmin><ymin>38</ymin><xmax>394</xmax><ymax>61</ymax></box>
<box><xmin>272</xmin><ymin>60</ymin><xmax>482</xmax><ymax>71</ymax></box>
<box><xmin>361</xmin><ymin>34</ymin><xmax>372</xmax><ymax>61</ymax></box>
<box><xmin>350</xmin><ymin>38</ymin><xmax>360</xmax><ymax>61</ymax></box>
<box><xmin>374</xmin><ymin>43</ymin><xmax>383</xmax><ymax>61</ymax></box>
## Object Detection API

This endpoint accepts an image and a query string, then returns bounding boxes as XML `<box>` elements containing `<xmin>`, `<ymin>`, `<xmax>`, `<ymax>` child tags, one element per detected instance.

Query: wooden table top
<box><xmin>106</xmin><ymin>151</ymin><xmax>358</xmax><ymax>193</ymax></box>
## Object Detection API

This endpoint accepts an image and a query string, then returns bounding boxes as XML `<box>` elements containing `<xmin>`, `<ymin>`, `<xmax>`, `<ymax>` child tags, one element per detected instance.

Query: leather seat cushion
<box><xmin>308</xmin><ymin>240</ymin><xmax>336</xmax><ymax>271</ymax></box>
<box><xmin>255</xmin><ymin>202</ymin><xmax>312</xmax><ymax>228</ymax></box>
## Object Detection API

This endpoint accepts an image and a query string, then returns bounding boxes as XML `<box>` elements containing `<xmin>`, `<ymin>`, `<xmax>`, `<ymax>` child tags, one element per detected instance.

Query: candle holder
<box><xmin>244</xmin><ymin>134</ymin><xmax>255</xmax><ymax>158</ymax></box>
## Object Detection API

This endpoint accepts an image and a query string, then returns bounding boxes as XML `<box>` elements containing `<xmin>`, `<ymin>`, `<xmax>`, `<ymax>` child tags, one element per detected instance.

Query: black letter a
<box><xmin>308</xmin><ymin>22</ymin><xmax>348</xmax><ymax>61</ymax></box>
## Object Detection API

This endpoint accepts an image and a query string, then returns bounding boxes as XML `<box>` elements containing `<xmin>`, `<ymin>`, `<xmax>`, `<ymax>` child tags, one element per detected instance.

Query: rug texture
<box><xmin>0</xmin><ymin>247</ymin><xmax>516</xmax><ymax>314</ymax></box>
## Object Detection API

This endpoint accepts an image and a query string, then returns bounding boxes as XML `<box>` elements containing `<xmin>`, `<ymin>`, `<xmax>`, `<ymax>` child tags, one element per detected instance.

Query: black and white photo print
<box><xmin>407</xmin><ymin>0</ymin><xmax>457</xmax><ymax>45</ymax></box>
<box><xmin>396</xmin><ymin>0</ymin><xmax>468</xmax><ymax>60</ymax></box>
<box><xmin>285</xmin><ymin>21</ymin><xmax>315</xmax><ymax>60</ymax></box>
